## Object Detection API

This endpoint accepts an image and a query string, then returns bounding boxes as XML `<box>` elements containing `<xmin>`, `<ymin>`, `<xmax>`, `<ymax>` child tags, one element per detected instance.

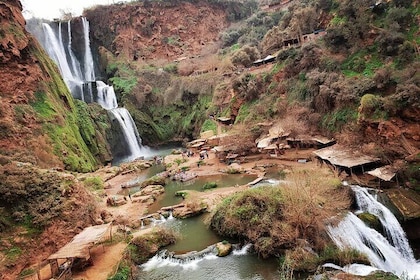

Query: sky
<box><xmin>21</xmin><ymin>0</ymin><xmax>128</xmax><ymax>20</ymax></box>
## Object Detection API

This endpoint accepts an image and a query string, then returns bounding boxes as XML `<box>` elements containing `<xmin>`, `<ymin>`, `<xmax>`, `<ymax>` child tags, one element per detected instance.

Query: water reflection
<box><xmin>148</xmin><ymin>174</ymin><xmax>256</xmax><ymax>213</ymax></box>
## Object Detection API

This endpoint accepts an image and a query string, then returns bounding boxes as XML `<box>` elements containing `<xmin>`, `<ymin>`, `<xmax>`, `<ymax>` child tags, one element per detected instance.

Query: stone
<box><xmin>216</xmin><ymin>241</ymin><xmax>232</xmax><ymax>257</ymax></box>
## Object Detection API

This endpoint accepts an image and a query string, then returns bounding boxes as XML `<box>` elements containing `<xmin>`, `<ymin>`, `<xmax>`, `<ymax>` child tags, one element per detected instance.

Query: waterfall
<box><xmin>41</xmin><ymin>22</ymin><xmax>85</xmax><ymax>100</ymax></box>
<box><xmin>232</xmin><ymin>243</ymin><xmax>252</xmax><ymax>256</ymax></box>
<box><xmin>142</xmin><ymin>247</ymin><xmax>218</xmax><ymax>271</ymax></box>
<box><xmin>108</xmin><ymin>108</ymin><xmax>144</xmax><ymax>161</ymax></box>
<box><xmin>28</xmin><ymin>17</ymin><xmax>149</xmax><ymax>163</ymax></box>
<box><xmin>81</xmin><ymin>17</ymin><xmax>95</xmax><ymax>83</ymax></box>
<box><xmin>96</xmin><ymin>81</ymin><xmax>117</xmax><ymax>110</ymax></box>
<box><xmin>327</xmin><ymin>186</ymin><xmax>420</xmax><ymax>278</ymax></box>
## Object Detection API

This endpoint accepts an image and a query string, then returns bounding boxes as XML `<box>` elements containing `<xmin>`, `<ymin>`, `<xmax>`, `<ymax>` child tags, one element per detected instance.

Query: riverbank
<box><xmin>72</xmin><ymin>147</ymin><xmax>330</xmax><ymax>279</ymax></box>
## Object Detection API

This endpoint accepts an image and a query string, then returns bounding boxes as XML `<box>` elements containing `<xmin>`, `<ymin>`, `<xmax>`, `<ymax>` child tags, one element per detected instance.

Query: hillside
<box><xmin>84</xmin><ymin>0</ymin><xmax>419</xmax><ymax>169</ymax></box>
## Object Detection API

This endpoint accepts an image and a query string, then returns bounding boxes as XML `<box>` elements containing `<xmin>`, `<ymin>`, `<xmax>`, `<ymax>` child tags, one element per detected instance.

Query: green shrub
<box><xmin>358</xmin><ymin>94</ymin><xmax>387</xmax><ymax>122</ymax></box>
<box><xmin>202</xmin><ymin>182</ymin><xmax>218</xmax><ymax>190</ymax></box>
<box><xmin>163</xmin><ymin>63</ymin><xmax>178</xmax><ymax>74</ymax></box>
<box><xmin>322</xmin><ymin>108</ymin><xmax>358</xmax><ymax>132</ymax></box>
<box><xmin>83</xmin><ymin>176</ymin><xmax>104</xmax><ymax>190</ymax></box>
<box><xmin>201</xmin><ymin>119</ymin><xmax>217</xmax><ymax>134</ymax></box>
<box><xmin>108</xmin><ymin>264</ymin><xmax>130</xmax><ymax>280</ymax></box>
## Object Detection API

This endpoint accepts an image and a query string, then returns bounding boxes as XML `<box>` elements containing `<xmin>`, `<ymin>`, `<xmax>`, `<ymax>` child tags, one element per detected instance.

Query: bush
<box><xmin>231</xmin><ymin>45</ymin><xmax>260</xmax><ymax>68</ymax></box>
<box><xmin>202</xmin><ymin>182</ymin><xmax>218</xmax><ymax>190</ymax></box>
<box><xmin>358</xmin><ymin>94</ymin><xmax>386</xmax><ymax>122</ymax></box>
<box><xmin>221</xmin><ymin>29</ymin><xmax>242</xmax><ymax>47</ymax></box>
<box><xmin>83</xmin><ymin>176</ymin><xmax>104</xmax><ymax>190</ymax></box>
<box><xmin>210</xmin><ymin>170</ymin><xmax>351</xmax><ymax>258</ymax></box>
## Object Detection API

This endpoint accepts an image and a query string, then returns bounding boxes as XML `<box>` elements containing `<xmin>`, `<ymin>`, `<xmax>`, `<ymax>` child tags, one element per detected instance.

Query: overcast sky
<box><xmin>21</xmin><ymin>0</ymin><xmax>128</xmax><ymax>20</ymax></box>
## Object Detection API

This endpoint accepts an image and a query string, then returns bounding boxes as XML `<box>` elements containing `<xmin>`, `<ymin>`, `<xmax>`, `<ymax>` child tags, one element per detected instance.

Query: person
<box><xmin>128</xmin><ymin>193</ymin><xmax>132</xmax><ymax>201</ymax></box>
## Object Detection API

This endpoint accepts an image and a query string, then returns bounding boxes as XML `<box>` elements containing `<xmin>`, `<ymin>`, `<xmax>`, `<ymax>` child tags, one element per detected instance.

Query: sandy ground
<box><xmin>69</xmin><ymin>148</ymin><xmax>322</xmax><ymax>279</ymax></box>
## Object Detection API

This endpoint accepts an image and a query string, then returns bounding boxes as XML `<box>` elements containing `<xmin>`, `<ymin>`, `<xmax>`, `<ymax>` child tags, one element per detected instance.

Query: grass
<box><xmin>83</xmin><ymin>176</ymin><xmax>104</xmax><ymax>191</ymax></box>
<box><xmin>107</xmin><ymin>262</ymin><xmax>131</xmax><ymax>280</ymax></box>
<box><xmin>341</xmin><ymin>49</ymin><xmax>384</xmax><ymax>78</ymax></box>
<box><xmin>201</xmin><ymin>119</ymin><xmax>217</xmax><ymax>134</ymax></box>
<box><xmin>5</xmin><ymin>246</ymin><xmax>22</xmax><ymax>261</ymax></box>
<box><xmin>31</xmin><ymin>91</ymin><xmax>56</xmax><ymax>119</ymax></box>
<box><xmin>321</xmin><ymin>107</ymin><xmax>358</xmax><ymax>132</ymax></box>
<box><xmin>234</xmin><ymin>101</ymin><xmax>251</xmax><ymax>124</ymax></box>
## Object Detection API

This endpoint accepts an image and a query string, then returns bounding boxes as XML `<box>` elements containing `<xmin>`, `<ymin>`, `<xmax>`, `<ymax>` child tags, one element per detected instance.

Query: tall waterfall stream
<box><xmin>27</xmin><ymin>17</ymin><xmax>151</xmax><ymax>163</ymax></box>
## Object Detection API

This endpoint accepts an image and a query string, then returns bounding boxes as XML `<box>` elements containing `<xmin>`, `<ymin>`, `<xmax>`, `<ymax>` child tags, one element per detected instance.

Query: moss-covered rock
<box><xmin>129</xmin><ymin>227</ymin><xmax>176</xmax><ymax>264</ymax></box>
<box><xmin>29</xmin><ymin>46</ymin><xmax>107</xmax><ymax>172</ymax></box>
<box><xmin>357</xmin><ymin>212</ymin><xmax>383</xmax><ymax>233</ymax></box>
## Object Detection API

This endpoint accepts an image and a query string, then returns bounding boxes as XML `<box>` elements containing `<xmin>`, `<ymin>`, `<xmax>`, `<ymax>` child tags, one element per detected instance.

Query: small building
<box><xmin>217</xmin><ymin>117</ymin><xmax>233</xmax><ymax>125</ymax></box>
<box><xmin>366</xmin><ymin>165</ymin><xmax>398</xmax><ymax>188</ymax></box>
<box><xmin>47</xmin><ymin>223</ymin><xmax>113</xmax><ymax>278</ymax></box>
<box><xmin>313</xmin><ymin>145</ymin><xmax>381</xmax><ymax>175</ymax></box>
<box><xmin>287</xmin><ymin>136</ymin><xmax>336</xmax><ymax>149</ymax></box>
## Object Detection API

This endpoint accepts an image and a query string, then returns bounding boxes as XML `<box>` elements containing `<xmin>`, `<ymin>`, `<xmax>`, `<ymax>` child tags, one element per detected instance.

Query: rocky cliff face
<box><xmin>0</xmin><ymin>0</ymin><xmax>112</xmax><ymax>171</ymax></box>
<box><xmin>0</xmin><ymin>4</ymin><xmax>111</xmax><ymax>278</ymax></box>
<box><xmin>0</xmin><ymin>0</ymin><xmax>44</xmax><ymax>160</ymax></box>
<box><xmin>84</xmin><ymin>0</ymin><xmax>240</xmax><ymax>62</ymax></box>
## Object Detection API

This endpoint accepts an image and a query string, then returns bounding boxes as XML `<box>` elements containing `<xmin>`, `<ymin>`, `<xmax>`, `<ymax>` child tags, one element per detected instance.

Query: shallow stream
<box><xmin>148</xmin><ymin>173</ymin><xmax>257</xmax><ymax>213</ymax></box>
<box><xmin>136</xmin><ymin>215</ymin><xmax>282</xmax><ymax>280</ymax></box>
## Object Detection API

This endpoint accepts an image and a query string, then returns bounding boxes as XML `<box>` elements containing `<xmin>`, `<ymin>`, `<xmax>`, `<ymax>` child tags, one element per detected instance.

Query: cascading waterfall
<box><xmin>327</xmin><ymin>186</ymin><xmax>420</xmax><ymax>278</ymax></box>
<box><xmin>28</xmin><ymin>17</ymin><xmax>150</xmax><ymax>163</ymax></box>
<box><xmin>41</xmin><ymin>22</ymin><xmax>86</xmax><ymax>100</ymax></box>
<box><xmin>96</xmin><ymin>81</ymin><xmax>117</xmax><ymax>110</ymax></box>
<box><xmin>108</xmin><ymin>108</ymin><xmax>144</xmax><ymax>161</ymax></box>
<box><xmin>142</xmin><ymin>243</ymin><xmax>253</xmax><ymax>271</ymax></box>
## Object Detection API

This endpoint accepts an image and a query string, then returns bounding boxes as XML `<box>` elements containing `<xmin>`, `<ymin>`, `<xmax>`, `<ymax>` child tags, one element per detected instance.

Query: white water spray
<box><xmin>96</xmin><ymin>81</ymin><xmax>117</xmax><ymax>109</ymax></box>
<box><xmin>232</xmin><ymin>244</ymin><xmax>252</xmax><ymax>256</ymax></box>
<box><xmin>327</xmin><ymin>186</ymin><xmax>420</xmax><ymax>278</ymax></box>
<box><xmin>142</xmin><ymin>248</ymin><xmax>218</xmax><ymax>271</ymax></box>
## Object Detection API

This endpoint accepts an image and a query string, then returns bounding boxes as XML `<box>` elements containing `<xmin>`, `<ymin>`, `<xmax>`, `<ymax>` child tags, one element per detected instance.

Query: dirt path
<box><xmin>72</xmin><ymin>242</ymin><xmax>127</xmax><ymax>280</ymax></box>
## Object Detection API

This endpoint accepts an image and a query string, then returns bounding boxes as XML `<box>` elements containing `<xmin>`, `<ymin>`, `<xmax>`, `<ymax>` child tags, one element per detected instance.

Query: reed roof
<box><xmin>48</xmin><ymin>223</ymin><xmax>112</xmax><ymax>261</ymax></box>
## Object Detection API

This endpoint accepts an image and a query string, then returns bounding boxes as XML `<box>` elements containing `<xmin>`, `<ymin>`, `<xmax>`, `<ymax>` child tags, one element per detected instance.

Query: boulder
<box><xmin>216</xmin><ymin>241</ymin><xmax>232</xmax><ymax>257</ymax></box>
<box><xmin>132</xmin><ymin>195</ymin><xmax>155</xmax><ymax>205</ymax></box>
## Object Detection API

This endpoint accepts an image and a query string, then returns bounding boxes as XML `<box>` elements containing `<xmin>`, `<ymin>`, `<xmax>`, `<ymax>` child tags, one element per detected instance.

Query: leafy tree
<box><xmin>231</xmin><ymin>45</ymin><xmax>260</xmax><ymax>67</ymax></box>
<box><xmin>232</xmin><ymin>73</ymin><xmax>262</xmax><ymax>101</ymax></box>
<box><xmin>375</xmin><ymin>30</ymin><xmax>405</xmax><ymax>56</ymax></box>
<box><xmin>385</xmin><ymin>7</ymin><xmax>414</xmax><ymax>31</ymax></box>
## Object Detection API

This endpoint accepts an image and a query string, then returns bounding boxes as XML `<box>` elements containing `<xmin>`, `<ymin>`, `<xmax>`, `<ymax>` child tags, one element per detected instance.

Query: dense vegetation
<box><xmin>210</xmin><ymin>170</ymin><xmax>351</xmax><ymax>261</ymax></box>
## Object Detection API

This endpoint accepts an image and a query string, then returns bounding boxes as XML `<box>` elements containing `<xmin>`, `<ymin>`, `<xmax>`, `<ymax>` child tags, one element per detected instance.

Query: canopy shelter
<box><xmin>217</xmin><ymin>117</ymin><xmax>232</xmax><ymax>125</ymax></box>
<box><xmin>313</xmin><ymin>145</ymin><xmax>381</xmax><ymax>174</ymax></box>
<box><xmin>286</xmin><ymin>135</ymin><xmax>335</xmax><ymax>149</ymax></box>
<box><xmin>47</xmin><ymin>223</ymin><xmax>112</xmax><ymax>277</ymax></box>
<box><xmin>367</xmin><ymin>165</ymin><xmax>396</xmax><ymax>182</ymax></box>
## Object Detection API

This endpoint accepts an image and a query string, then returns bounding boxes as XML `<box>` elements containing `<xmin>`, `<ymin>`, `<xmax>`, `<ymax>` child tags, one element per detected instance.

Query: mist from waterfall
<box><xmin>327</xmin><ymin>186</ymin><xmax>420</xmax><ymax>279</ymax></box>
<box><xmin>28</xmin><ymin>17</ymin><xmax>150</xmax><ymax>163</ymax></box>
